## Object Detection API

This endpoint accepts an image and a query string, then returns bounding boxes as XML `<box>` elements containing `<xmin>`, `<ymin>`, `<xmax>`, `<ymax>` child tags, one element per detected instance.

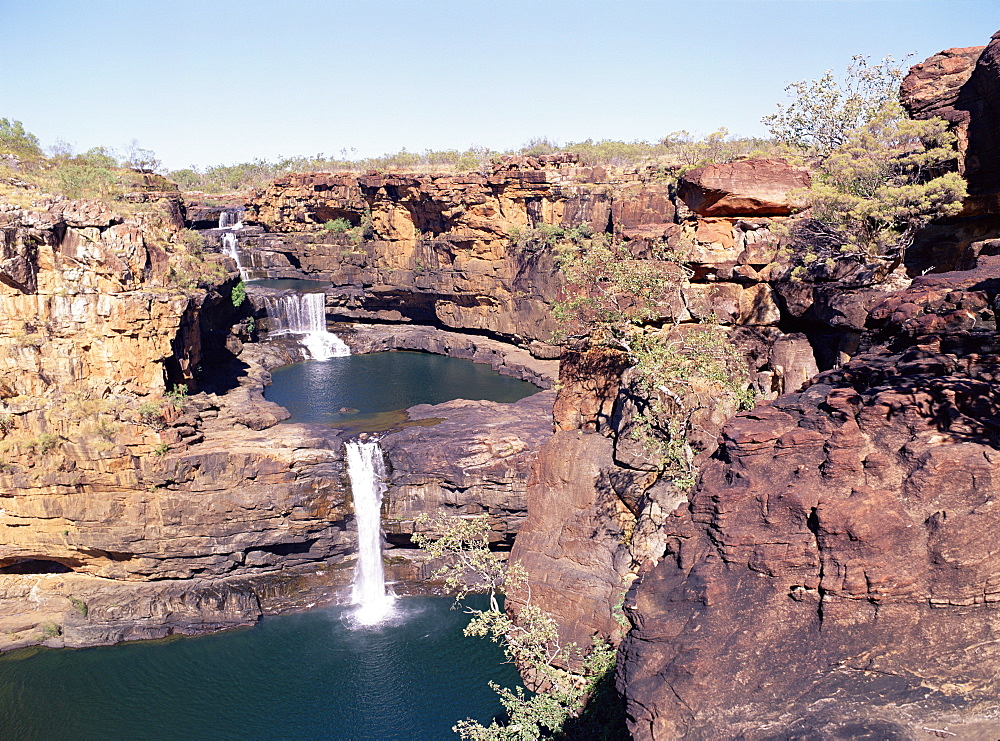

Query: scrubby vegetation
<box><xmin>164</xmin><ymin>130</ymin><xmax>784</xmax><ymax>193</ymax></box>
<box><xmin>765</xmin><ymin>55</ymin><xmax>967</xmax><ymax>258</ymax></box>
<box><xmin>413</xmin><ymin>514</ymin><xmax>625</xmax><ymax>740</ymax></box>
<box><xmin>0</xmin><ymin>123</ymin><xmax>170</xmax><ymax>203</ymax></box>
<box><xmin>550</xmin><ymin>228</ymin><xmax>752</xmax><ymax>487</ymax></box>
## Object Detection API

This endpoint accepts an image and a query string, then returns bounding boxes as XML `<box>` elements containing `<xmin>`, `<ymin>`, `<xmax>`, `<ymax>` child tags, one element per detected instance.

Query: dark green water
<box><xmin>0</xmin><ymin>597</ymin><xmax>520</xmax><ymax>741</ymax></box>
<box><xmin>266</xmin><ymin>351</ymin><xmax>539</xmax><ymax>426</ymax></box>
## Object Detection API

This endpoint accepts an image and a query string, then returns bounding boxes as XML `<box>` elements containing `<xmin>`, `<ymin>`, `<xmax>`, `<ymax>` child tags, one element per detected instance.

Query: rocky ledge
<box><xmin>618</xmin><ymin>255</ymin><xmax>1000</xmax><ymax>739</ymax></box>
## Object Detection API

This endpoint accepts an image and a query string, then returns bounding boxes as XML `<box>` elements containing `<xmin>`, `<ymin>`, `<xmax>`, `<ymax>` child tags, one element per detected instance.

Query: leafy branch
<box><xmin>413</xmin><ymin>514</ymin><xmax>617</xmax><ymax>740</ymax></box>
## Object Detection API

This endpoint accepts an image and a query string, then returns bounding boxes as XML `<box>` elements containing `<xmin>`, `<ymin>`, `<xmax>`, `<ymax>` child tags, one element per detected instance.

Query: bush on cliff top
<box><xmin>0</xmin><ymin>121</ymin><xmax>168</xmax><ymax>202</ymax></box>
<box><xmin>163</xmin><ymin>131</ymin><xmax>783</xmax><ymax>193</ymax></box>
<box><xmin>0</xmin><ymin>118</ymin><xmax>43</xmax><ymax>160</ymax></box>
<box><xmin>764</xmin><ymin>55</ymin><xmax>967</xmax><ymax>257</ymax></box>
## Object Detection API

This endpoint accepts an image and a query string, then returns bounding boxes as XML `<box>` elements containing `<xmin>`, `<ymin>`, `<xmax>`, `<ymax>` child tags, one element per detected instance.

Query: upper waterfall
<box><xmin>218</xmin><ymin>209</ymin><xmax>248</xmax><ymax>281</ymax></box>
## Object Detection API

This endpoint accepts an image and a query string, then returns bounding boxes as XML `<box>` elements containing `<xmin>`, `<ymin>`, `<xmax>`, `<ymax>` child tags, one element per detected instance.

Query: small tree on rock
<box><xmin>764</xmin><ymin>54</ymin><xmax>967</xmax><ymax>258</ymax></box>
<box><xmin>413</xmin><ymin>513</ymin><xmax>617</xmax><ymax>740</ymax></box>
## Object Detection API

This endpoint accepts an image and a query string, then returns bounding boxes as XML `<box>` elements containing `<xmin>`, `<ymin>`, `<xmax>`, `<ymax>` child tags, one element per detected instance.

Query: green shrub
<box><xmin>33</xmin><ymin>433</ymin><xmax>59</xmax><ymax>454</ymax></box>
<box><xmin>69</xmin><ymin>597</ymin><xmax>88</xmax><ymax>617</ymax></box>
<box><xmin>137</xmin><ymin>400</ymin><xmax>162</xmax><ymax>425</ymax></box>
<box><xmin>764</xmin><ymin>54</ymin><xmax>967</xmax><ymax>256</ymax></box>
<box><xmin>414</xmin><ymin>514</ymin><xmax>622</xmax><ymax>740</ymax></box>
<box><xmin>166</xmin><ymin>384</ymin><xmax>187</xmax><ymax>411</ymax></box>
<box><xmin>322</xmin><ymin>217</ymin><xmax>353</xmax><ymax>233</ymax></box>
<box><xmin>0</xmin><ymin>118</ymin><xmax>42</xmax><ymax>159</ymax></box>
<box><xmin>231</xmin><ymin>281</ymin><xmax>247</xmax><ymax>308</ymax></box>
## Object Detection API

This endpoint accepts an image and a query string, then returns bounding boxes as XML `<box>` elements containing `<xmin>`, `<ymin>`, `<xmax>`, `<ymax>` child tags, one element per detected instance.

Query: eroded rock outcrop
<box><xmin>239</xmin><ymin>162</ymin><xmax>666</xmax><ymax>345</ymax></box>
<box><xmin>677</xmin><ymin>159</ymin><xmax>810</xmax><ymax>217</ymax></box>
<box><xmin>618</xmin><ymin>256</ymin><xmax>1000</xmax><ymax>739</ymax></box>
<box><xmin>901</xmin><ymin>44</ymin><xmax>985</xmax><ymax>168</ymax></box>
<box><xmin>382</xmin><ymin>391</ymin><xmax>557</xmax><ymax>551</ymax></box>
<box><xmin>902</xmin><ymin>33</ymin><xmax>1000</xmax><ymax>203</ymax></box>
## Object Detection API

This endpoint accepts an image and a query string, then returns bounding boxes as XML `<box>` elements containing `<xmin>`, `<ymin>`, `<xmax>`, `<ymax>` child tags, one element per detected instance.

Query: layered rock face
<box><xmin>618</xmin><ymin>256</ymin><xmax>1000</xmax><ymax>739</ymax></box>
<box><xmin>0</xmin><ymin>199</ymin><xmax>193</xmax><ymax>398</ymax></box>
<box><xmin>0</xmin><ymin>195</ymin><xmax>362</xmax><ymax>649</ymax></box>
<box><xmin>0</xmin><ymin>193</ymin><xmax>558</xmax><ymax>651</ymax></box>
<box><xmin>240</xmin><ymin>162</ymin><xmax>629</xmax><ymax>345</ymax></box>
<box><xmin>381</xmin><ymin>391</ymin><xmax>557</xmax><ymax>551</ymax></box>
<box><xmin>235</xmin><ymin>157</ymin><xmax>822</xmax><ymax>361</ymax></box>
<box><xmin>902</xmin><ymin>33</ymin><xmax>1000</xmax><ymax>202</ymax></box>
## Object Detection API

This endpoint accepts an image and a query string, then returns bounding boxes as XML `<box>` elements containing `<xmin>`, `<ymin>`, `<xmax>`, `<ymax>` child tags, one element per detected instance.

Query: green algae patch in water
<box><xmin>0</xmin><ymin>597</ymin><xmax>520</xmax><ymax>741</ymax></box>
<box><xmin>265</xmin><ymin>350</ymin><xmax>540</xmax><ymax>428</ymax></box>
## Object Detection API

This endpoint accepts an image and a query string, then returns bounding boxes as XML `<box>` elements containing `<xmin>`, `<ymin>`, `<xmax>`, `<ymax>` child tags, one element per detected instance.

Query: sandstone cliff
<box><xmin>618</xmin><ymin>255</ymin><xmax>1000</xmax><ymax>739</ymax></box>
<box><xmin>0</xmin><ymin>183</ymin><xmax>558</xmax><ymax>650</ymax></box>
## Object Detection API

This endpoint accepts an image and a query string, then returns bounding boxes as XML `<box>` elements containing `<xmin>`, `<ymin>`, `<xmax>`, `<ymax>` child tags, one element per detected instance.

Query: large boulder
<box><xmin>618</xmin><ymin>256</ymin><xmax>1000</xmax><ymax>739</ymax></box>
<box><xmin>903</xmin><ymin>31</ymin><xmax>1000</xmax><ymax>201</ymax></box>
<box><xmin>901</xmin><ymin>44</ymin><xmax>984</xmax><ymax>167</ymax></box>
<box><xmin>676</xmin><ymin>158</ymin><xmax>810</xmax><ymax>216</ymax></box>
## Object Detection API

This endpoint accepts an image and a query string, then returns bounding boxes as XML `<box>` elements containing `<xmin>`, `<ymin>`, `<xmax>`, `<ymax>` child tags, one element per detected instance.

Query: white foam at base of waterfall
<box><xmin>346</xmin><ymin>439</ymin><xmax>395</xmax><ymax>626</ymax></box>
<box><xmin>263</xmin><ymin>293</ymin><xmax>350</xmax><ymax>361</ymax></box>
<box><xmin>301</xmin><ymin>331</ymin><xmax>350</xmax><ymax>361</ymax></box>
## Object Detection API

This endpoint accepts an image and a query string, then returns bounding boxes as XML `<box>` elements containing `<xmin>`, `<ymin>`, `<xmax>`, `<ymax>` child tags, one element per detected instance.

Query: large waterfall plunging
<box><xmin>263</xmin><ymin>293</ymin><xmax>350</xmax><ymax>361</ymax></box>
<box><xmin>346</xmin><ymin>439</ymin><xmax>395</xmax><ymax>626</ymax></box>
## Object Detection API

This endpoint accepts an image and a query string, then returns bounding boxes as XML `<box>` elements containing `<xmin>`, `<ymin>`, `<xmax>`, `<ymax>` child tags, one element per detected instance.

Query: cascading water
<box><xmin>220</xmin><ymin>232</ymin><xmax>248</xmax><ymax>281</ymax></box>
<box><xmin>218</xmin><ymin>209</ymin><xmax>244</xmax><ymax>229</ymax></box>
<box><xmin>263</xmin><ymin>292</ymin><xmax>350</xmax><ymax>361</ymax></box>
<box><xmin>346</xmin><ymin>438</ymin><xmax>395</xmax><ymax>626</ymax></box>
<box><xmin>218</xmin><ymin>209</ymin><xmax>249</xmax><ymax>281</ymax></box>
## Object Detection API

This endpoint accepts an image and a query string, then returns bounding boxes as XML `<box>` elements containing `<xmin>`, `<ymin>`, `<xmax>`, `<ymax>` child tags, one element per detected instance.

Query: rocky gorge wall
<box><xmin>0</xmin><ymin>185</ymin><xmax>558</xmax><ymax>652</ymax></box>
<box><xmin>234</xmin><ymin>154</ymin><xmax>830</xmax><ymax>386</ymax></box>
<box><xmin>614</xmin><ymin>34</ymin><xmax>1000</xmax><ymax>739</ymax></box>
<box><xmin>3</xmin><ymin>31</ymin><xmax>1000</xmax><ymax>741</ymax></box>
<box><xmin>619</xmin><ymin>255</ymin><xmax>1000</xmax><ymax>739</ymax></box>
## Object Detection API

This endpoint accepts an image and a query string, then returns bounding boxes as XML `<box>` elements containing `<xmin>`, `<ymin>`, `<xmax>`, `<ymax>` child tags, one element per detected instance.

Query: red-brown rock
<box><xmin>903</xmin><ymin>31</ymin><xmax>1000</xmax><ymax>202</ymax></box>
<box><xmin>619</xmin><ymin>256</ymin><xmax>1000</xmax><ymax>739</ymax></box>
<box><xmin>676</xmin><ymin>158</ymin><xmax>810</xmax><ymax>216</ymax></box>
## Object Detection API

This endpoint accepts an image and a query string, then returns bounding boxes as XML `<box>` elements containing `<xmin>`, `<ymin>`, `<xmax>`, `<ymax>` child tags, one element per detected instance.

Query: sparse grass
<box><xmin>38</xmin><ymin>621</ymin><xmax>60</xmax><ymax>639</ymax></box>
<box><xmin>166</xmin><ymin>384</ymin><xmax>187</xmax><ymax>411</ymax></box>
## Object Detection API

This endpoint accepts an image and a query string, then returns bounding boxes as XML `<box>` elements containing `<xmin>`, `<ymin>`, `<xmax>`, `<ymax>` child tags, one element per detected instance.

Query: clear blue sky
<box><xmin>1</xmin><ymin>0</ymin><xmax>995</xmax><ymax>171</ymax></box>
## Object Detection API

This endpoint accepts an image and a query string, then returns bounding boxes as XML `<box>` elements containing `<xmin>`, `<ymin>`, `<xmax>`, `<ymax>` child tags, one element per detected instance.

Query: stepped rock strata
<box><xmin>0</xmin><ymin>194</ymin><xmax>555</xmax><ymax>651</ymax></box>
<box><xmin>381</xmin><ymin>391</ymin><xmax>557</xmax><ymax>551</ymax></box>
<box><xmin>235</xmin><ymin>158</ymin><xmax>817</xmax><ymax>352</ymax></box>
<box><xmin>619</xmin><ymin>256</ymin><xmax>1000</xmax><ymax>739</ymax></box>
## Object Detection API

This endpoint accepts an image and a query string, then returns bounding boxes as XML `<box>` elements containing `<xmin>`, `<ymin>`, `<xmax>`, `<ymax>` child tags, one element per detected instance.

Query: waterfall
<box><xmin>218</xmin><ymin>209</ymin><xmax>244</xmax><ymax>229</ymax></box>
<box><xmin>346</xmin><ymin>439</ymin><xmax>395</xmax><ymax>625</ymax></box>
<box><xmin>220</xmin><ymin>232</ymin><xmax>248</xmax><ymax>281</ymax></box>
<box><xmin>263</xmin><ymin>293</ymin><xmax>350</xmax><ymax>361</ymax></box>
<box><xmin>219</xmin><ymin>209</ymin><xmax>248</xmax><ymax>281</ymax></box>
